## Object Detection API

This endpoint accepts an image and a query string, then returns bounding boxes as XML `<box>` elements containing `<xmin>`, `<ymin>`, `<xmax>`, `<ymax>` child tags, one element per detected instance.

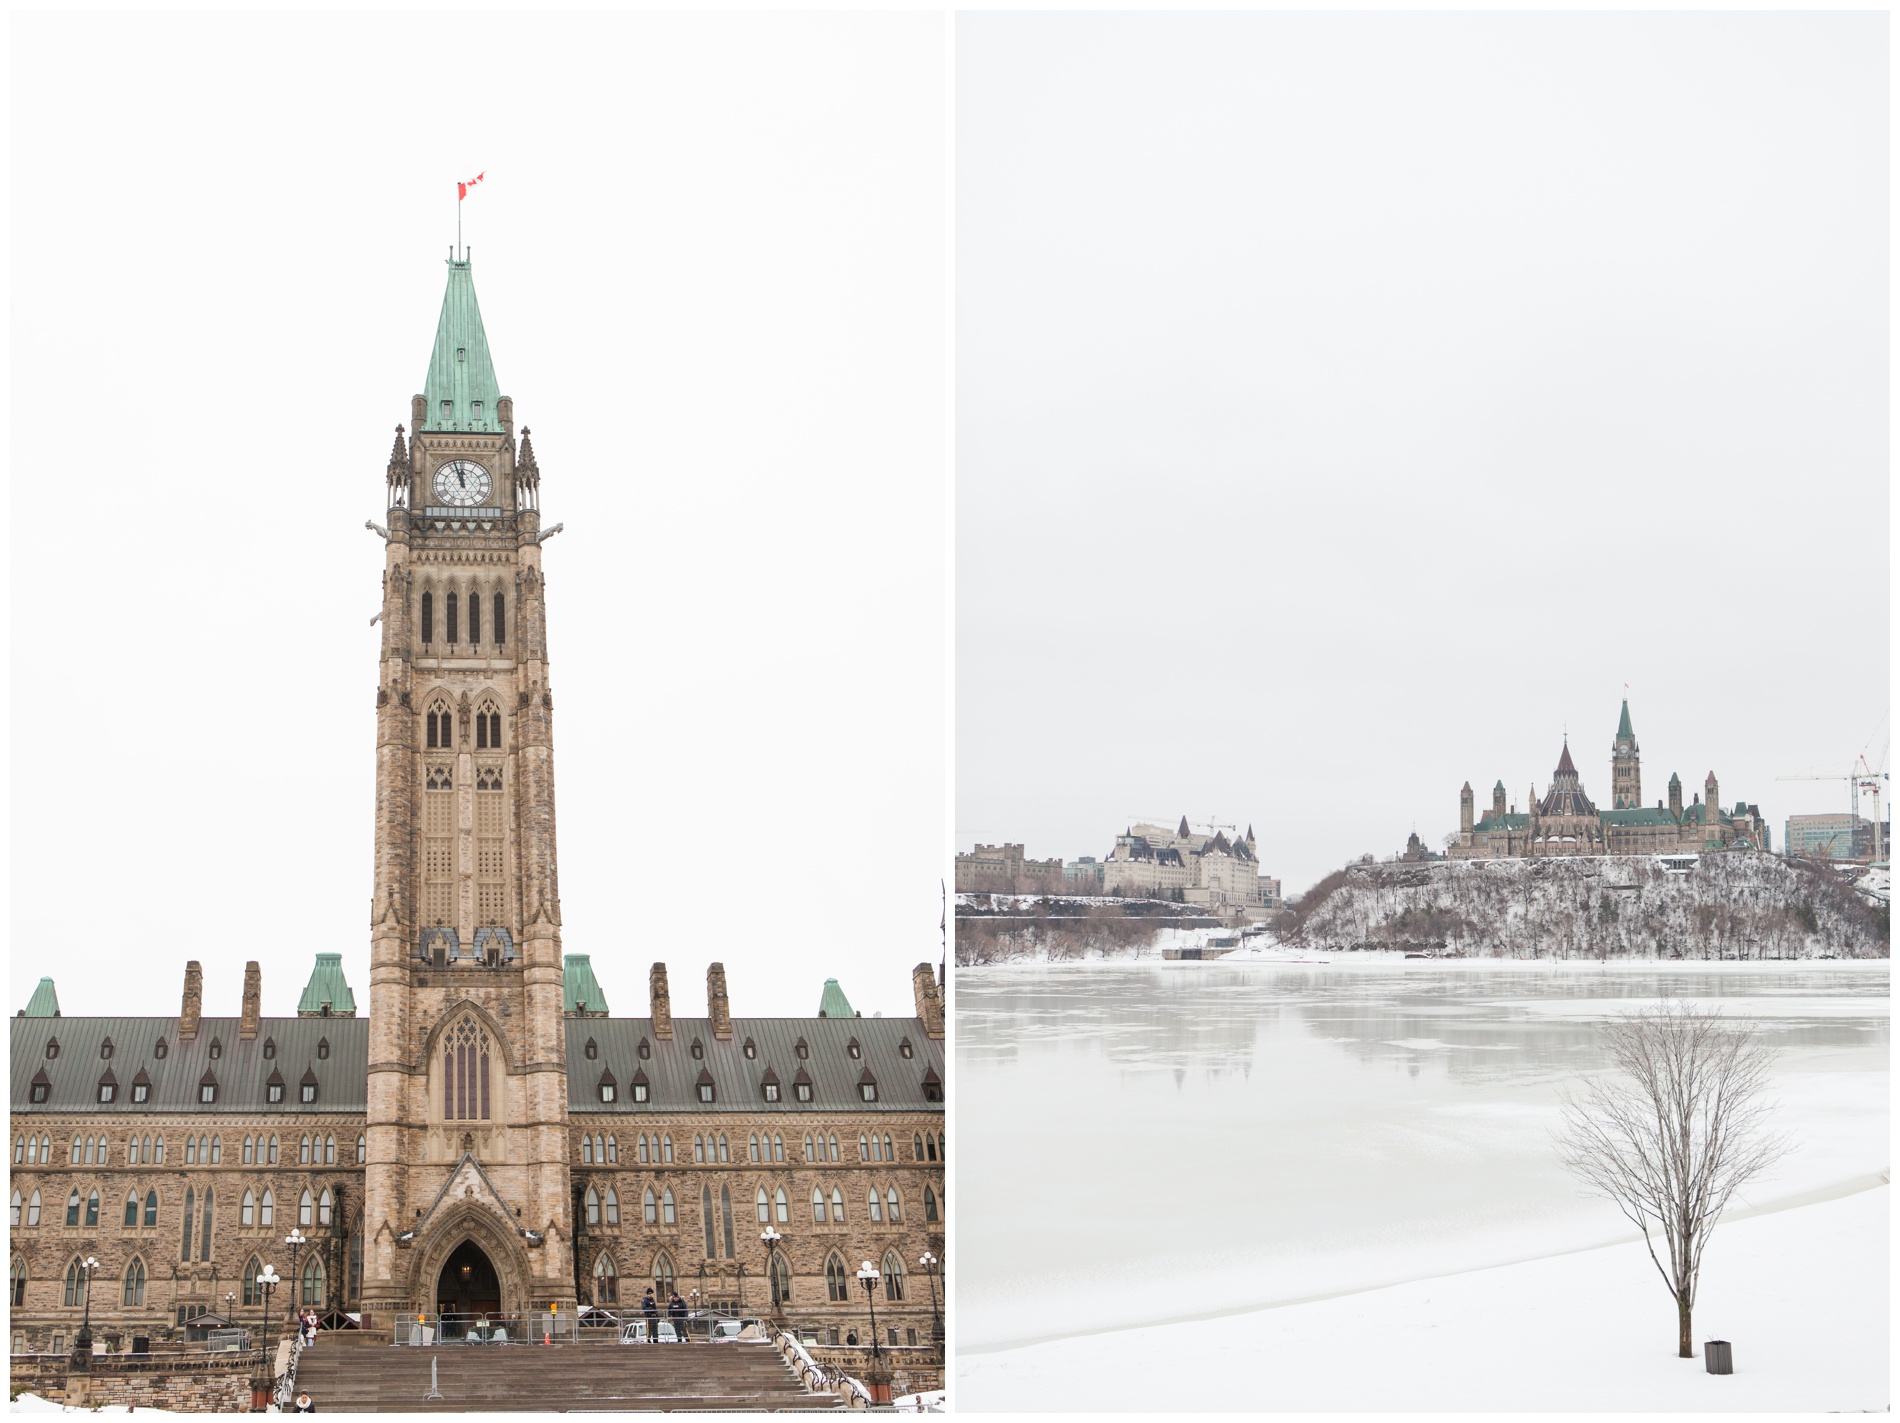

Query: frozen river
<box><xmin>956</xmin><ymin>958</ymin><xmax>1889</xmax><ymax>1356</ymax></box>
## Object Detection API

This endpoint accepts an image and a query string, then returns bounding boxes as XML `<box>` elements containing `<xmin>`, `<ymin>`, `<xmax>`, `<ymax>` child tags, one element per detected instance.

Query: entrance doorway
<box><xmin>435</xmin><ymin>1240</ymin><xmax>502</xmax><ymax>1339</ymax></box>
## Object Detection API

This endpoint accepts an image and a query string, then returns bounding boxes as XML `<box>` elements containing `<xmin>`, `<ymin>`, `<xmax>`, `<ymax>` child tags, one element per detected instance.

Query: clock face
<box><xmin>433</xmin><ymin>460</ymin><xmax>493</xmax><ymax>507</ymax></box>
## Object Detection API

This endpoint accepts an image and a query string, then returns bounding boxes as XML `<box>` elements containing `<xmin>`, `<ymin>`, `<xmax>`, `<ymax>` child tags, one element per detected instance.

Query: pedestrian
<box><xmin>293</xmin><ymin>1391</ymin><xmax>316</xmax><ymax>1413</ymax></box>
<box><xmin>668</xmin><ymin>1292</ymin><xmax>688</xmax><ymax>1342</ymax></box>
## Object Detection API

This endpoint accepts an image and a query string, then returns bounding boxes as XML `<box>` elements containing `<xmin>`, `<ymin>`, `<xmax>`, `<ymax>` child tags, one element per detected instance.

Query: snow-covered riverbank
<box><xmin>958</xmin><ymin>1182</ymin><xmax>1890</xmax><ymax>1412</ymax></box>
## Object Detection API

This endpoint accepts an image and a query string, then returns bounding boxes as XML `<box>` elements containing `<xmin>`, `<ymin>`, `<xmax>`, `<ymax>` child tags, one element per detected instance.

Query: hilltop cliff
<box><xmin>1286</xmin><ymin>851</ymin><xmax>1888</xmax><ymax>959</ymax></box>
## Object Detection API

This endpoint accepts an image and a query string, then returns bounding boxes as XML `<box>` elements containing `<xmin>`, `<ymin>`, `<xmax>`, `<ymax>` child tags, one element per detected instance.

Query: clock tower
<box><xmin>360</xmin><ymin>253</ymin><xmax>575</xmax><ymax>1322</ymax></box>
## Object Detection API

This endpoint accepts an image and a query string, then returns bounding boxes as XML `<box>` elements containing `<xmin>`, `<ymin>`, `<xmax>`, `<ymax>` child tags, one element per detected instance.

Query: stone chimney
<box><xmin>912</xmin><ymin>962</ymin><xmax>944</xmax><ymax>1041</ymax></box>
<box><xmin>239</xmin><ymin>961</ymin><xmax>262</xmax><ymax>1040</ymax></box>
<box><xmin>179</xmin><ymin>961</ymin><xmax>203</xmax><ymax>1040</ymax></box>
<box><xmin>707</xmin><ymin>963</ymin><xmax>732</xmax><ymax>1040</ymax></box>
<box><xmin>650</xmin><ymin>963</ymin><xmax>673</xmax><ymax>1040</ymax></box>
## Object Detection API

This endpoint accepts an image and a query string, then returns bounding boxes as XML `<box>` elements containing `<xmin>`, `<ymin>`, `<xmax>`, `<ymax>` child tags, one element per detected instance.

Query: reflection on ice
<box><xmin>957</xmin><ymin>962</ymin><xmax>1889</xmax><ymax>1354</ymax></box>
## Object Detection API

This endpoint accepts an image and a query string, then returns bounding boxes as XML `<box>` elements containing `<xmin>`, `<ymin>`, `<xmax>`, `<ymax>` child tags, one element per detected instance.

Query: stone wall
<box><xmin>10</xmin><ymin>1354</ymin><xmax>257</xmax><ymax>1412</ymax></box>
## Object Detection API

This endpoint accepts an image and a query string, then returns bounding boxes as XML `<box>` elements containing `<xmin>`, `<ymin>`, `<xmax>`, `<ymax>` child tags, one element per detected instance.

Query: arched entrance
<box><xmin>435</xmin><ymin>1240</ymin><xmax>501</xmax><ymax>1338</ymax></box>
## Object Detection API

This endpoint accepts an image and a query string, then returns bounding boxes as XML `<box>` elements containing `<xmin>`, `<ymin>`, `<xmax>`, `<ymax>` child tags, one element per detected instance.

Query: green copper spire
<box><xmin>421</xmin><ymin>257</ymin><xmax>502</xmax><ymax>433</ymax></box>
<box><xmin>24</xmin><ymin>977</ymin><xmax>59</xmax><ymax>1017</ymax></box>
<box><xmin>297</xmin><ymin>954</ymin><xmax>357</xmax><ymax>1017</ymax></box>
<box><xmin>817</xmin><ymin>978</ymin><xmax>857</xmax><ymax>1019</ymax></box>
<box><xmin>1617</xmin><ymin>699</ymin><xmax>1635</xmax><ymax>741</ymax></box>
<box><xmin>563</xmin><ymin>955</ymin><xmax>609</xmax><ymax>1015</ymax></box>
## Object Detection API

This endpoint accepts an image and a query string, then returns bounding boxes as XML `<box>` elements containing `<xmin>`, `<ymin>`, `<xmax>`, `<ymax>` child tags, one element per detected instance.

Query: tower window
<box><xmin>440</xmin><ymin>400</ymin><xmax>452</xmax><ymax>420</ymax></box>
<box><xmin>471</xmin><ymin>401</ymin><xmax>483</xmax><ymax>421</ymax></box>
<box><xmin>493</xmin><ymin>593</ymin><xmax>505</xmax><ymax>646</ymax></box>
<box><xmin>456</xmin><ymin>348</ymin><xmax>466</xmax><ymax>362</ymax></box>
<box><xmin>469</xmin><ymin>594</ymin><xmax>481</xmax><ymax>645</ymax></box>
<box><xmin>421</xmin><ymin>592</ymin><xmax>433</xmax><ymax>645</ymax></box>
<box><xmin>446</xmin><ymin>593</ymin><xmax>458</xmax><ymax>644</ymax></box>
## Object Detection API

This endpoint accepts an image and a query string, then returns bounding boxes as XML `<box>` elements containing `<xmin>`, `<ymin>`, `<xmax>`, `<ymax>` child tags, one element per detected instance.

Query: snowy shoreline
<box><xmin>957</xmin><ymin>1184</ymin><xmax>1891</xmax><ymax>1412</ymax></box>
<box><xmin>959</xmin><ymin>949</ymin><xmax>1892</xmax><ymax>973</ymax></box>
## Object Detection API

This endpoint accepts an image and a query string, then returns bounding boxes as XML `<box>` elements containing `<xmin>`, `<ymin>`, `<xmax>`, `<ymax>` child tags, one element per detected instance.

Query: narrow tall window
<box><xmin>493</xmin><ymin>593</ymin><xmax>505</xmax><ymax>647</ymax></box>
<box><xmin>469</xmin><ymin>594</ymin><xmax>481</xmax><ymax>645</ymax></box>
<box><xmin>475</xmin><ymin>764</ymin><xmax>506</xmax><ymax>922</ymax></box>
<box><xmin>123</xmin><ymin>1258</ymin><xmax>146</xmax><ymax>1306</ymax></box>
<box><xmin>446</xmin><ymin>592</ymin><xmax>458</xmax><ymax>644</ymax></box>
<box><xmin>701</xmin><ymin>1187</ymin><xmax>716</xmax><ymax>1258</ymax></box>
<box><xmin>181</xmin><ymin>1188</ymin><xmax>194</xmax><ymax>1261</ymax></box>
<box><xmin>421</xmin><ymin>592</ymin><xmax>433</xmax><ymax>645</ymax></box>
<box><xmin>720</xmin><ymin>1186</ymin><xmax>735</xmax><ymax>1259</ymax></box>
<box><xmin>199</xmin><ymin>1189</ymin><xmax>213</xmax><ymax>1261</ymax></box>
<box><xmin>445</xmin><ymin>1019</ymin><xmax>492</xmax><ymax>1121</ymax></box>
<box><xmin>424</xmin><ymin>766</ymin><xmax>455</xmax><ymax>925</ymax></box>
<box><xmin>144</xmin><ymin>1191</ymin><xmax>158</xmax><ymax>1226</ymax></box>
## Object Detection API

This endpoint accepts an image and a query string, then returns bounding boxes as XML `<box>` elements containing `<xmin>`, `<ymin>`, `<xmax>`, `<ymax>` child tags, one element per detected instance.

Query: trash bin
<box><xmin>1704</xmin><ymin>1340</ymin><xmax>1732</xmax><ymax>1375</ymax></box>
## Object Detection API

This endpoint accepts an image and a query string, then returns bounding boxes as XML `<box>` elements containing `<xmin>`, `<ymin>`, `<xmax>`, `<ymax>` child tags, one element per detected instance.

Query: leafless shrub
<box><xmin>1555</xmin><ymin>1001</ymin><xmax>1791</xmax><ymax>1357</ymax></box>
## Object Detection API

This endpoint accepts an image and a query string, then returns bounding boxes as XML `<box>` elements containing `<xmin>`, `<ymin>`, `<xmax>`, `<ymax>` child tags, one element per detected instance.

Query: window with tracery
<box><xmin>426</xmin><ymin>700</ymin><xmax>452</xmax><ymax>750</ymax></box>
<box><xmin>424</xmin><ymin>765</ymin><xmax>455</xmax><ymax>925</ymax></box>
<box><xmin>475</xmin><ymin>764</ymin><xmax>506</xmax><ymax>922</ymax></box>
<box><xmin>443</xmin><ymin>1019</ymin><xmax>492</xmax><ymax>1121</ymax></box>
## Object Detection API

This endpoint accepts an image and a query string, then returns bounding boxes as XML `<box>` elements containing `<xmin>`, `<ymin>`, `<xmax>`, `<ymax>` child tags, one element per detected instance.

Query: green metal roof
<box><xmin>1601</xmin><ymin>808</ymin><xmax>1677</xmax><ymax>827</ymax></box>
<box><xmin>1616</xmin><ymin>700</ymin><xmax>1634</xmax><ymax>741</ymax></box>
<box><xmin>296</xmin><ymin>954</ymin><xmax>357</xmax><ymax>1016</ymax></box>
<box><xmin>563</xmin><ymin>955</ymin><xmax>609</xmax><ymax>1014</ymax></box>
<box><xmin>1493</xmin><ymin>780</ymin><xmax>1505</xmax><ymax>794</ymax></box>
<box><xmin>817</xmin><ymin>978</ymin><xmax>857</xmax><ymax>1019</ymax></box>
<box><xmin>421</xmin><ymin>258</ymin><xmax>503</xmax><ymax>433</ymax></box>
<box><xmin>1474</xmin><ymin>813</ymin><xmax>1531</xmax><ymax>832</ymax></box>
<box><xmin>24</xmin><ymin>977</ymin><xmax>58</xmax><ymax>1017</ymax></box>
<box><xmin>1668</xmin><ymin>771</ymin><xmax>1681</xmax><ymax>785</ymax></box>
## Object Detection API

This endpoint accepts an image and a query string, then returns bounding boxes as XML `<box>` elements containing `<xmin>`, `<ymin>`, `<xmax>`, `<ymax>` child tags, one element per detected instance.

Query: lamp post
<box><xmin>72</xmin><ymin>1256</ymin><xmax>101</xmax><ymax>1365</ymax></box>
<box><xmin>253</xmin><ymin>1264</ymin><xmax>280</xmax><ymax>1410</ymax></box>
<box><xmin>855</xmin><ymin>1261</ymin><xmax>890</xmax><ymax>1403</ymax></box>
<box><xmin>284</xmin><ymin>1229</ymin><xmax>308</xmax><ymax>1324</ymax></box>
<box><xmin>919</xmin><ymin>1251</ymin><xmax>941</xmax><ymax>1351</ymax></box>
<box><xmin>760</xmin><ymin>1227</ymin><xmax>786</xmax><ymax>1320</ymax></box>
<box><xmin>226</xmin><ymin>1291</ymin><xmax>237</xmax><ymax>1330</ymax></box>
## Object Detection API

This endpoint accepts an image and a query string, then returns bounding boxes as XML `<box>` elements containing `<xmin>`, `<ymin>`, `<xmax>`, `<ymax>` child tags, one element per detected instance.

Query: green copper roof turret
<box><xmin>564</xmin><ymin>955</ymin><xmax>609</xmax><ymax>1016</ymax></box>
<box><xmin>817</xmin><ymin>978</ymin><xmax>857</xmax><ymax>1019</ymax></box>
<box><xmin>24</xmin><ymin>977</ymin><xmax>59</xmax><ymax>1017</ymax></box>
<box><xmin>421</xmin><ymin>258</ymin><xmax>503</xmax><ymax>433</ymax></box>
<box><xmin>297</xmin><ymin>954</ymin><xmax>357</xmax><ymax>1017</ymax></box>
<box><xmin>1617</xmin><ymin>699</ymin><xmax>1635</xmax><ymax>742</ymax></box>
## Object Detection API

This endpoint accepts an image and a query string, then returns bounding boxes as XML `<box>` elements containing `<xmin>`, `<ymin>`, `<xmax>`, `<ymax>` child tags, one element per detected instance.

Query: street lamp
<box><xmin>919</xmin><ymin>1251</ymin><xmax>941</xmax><ymax>1349</ymax></box>
<box><xmin>254</xmin><ymin>1264</ymin><xmax>280</xmax><ymax>1394</ymax></box>
<box><xmin>855</xmin><ymin>1261</ymin><xmax>882</xmax><ymax>1361</ymax></box>
<box><xmin>760</xmin><ymin>1228</ymin><xmax>785</xmax><ymax>1317</ymax></box>
<box><xmin>284</xmin><ymin>1229</ymin><xmax>308</xmax><ymax>1322</ymax></box>
<box><xmin>73</xmin><ymin>1256</ymin><xmax>101</xmax><ymax>1363</ymax></box>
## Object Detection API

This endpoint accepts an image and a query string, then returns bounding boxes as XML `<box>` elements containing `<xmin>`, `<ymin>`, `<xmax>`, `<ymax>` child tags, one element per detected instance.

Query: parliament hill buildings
<box><xmin>1450</xmin><ymin>701</ymin><xmax>1769</xmax><ymax>859</ymax></box>
<box><xmin>8</xmin><ymin>255</ymin><xmax>945</xmax><ymax>1356</ymax></box>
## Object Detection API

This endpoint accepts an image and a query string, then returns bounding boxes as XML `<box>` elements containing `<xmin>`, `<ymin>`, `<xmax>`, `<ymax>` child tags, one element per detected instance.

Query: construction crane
<box><xmin>1778</xmin><ymin>754</ymin><xmax>1889</xmax><ymax>863</ymax></box>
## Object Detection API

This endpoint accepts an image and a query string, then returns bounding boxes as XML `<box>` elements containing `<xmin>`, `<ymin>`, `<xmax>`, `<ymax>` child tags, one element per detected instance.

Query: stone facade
<box><xmin>8</xmin><ymin>255</ymin><xmax>945</xmax><ymax>1362</ymax></box>
<box><xmin>954</xmin><ymin>843</ymin><xmax>1065</xmax><ymax>894</ymax></box>
<box><xmin>1102</xmin><ymin>818</ymin><xmax>1280</xmax><ymax>909</ymax></box>
<box><xmin>1450</xmin><ymin>700</ymin><xmax>1771</xmax><ymax>860</ymax></box>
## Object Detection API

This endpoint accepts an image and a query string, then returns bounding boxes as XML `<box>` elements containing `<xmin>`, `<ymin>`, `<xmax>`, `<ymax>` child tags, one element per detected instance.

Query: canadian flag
<box><xmin>458</xmin><ymin>172</ymin><xmax>485</xmax><ymax>201</ymax></box>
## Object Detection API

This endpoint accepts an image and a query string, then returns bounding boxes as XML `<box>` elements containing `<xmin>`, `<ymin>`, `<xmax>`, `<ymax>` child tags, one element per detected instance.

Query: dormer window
<box><xmin>471</xmin><ymin>401</ymin><xmax>483</xmax><ymax>421</ymax></box>
<box><xmin>45</xmin><ymin>1038</ymin><xmax>59</xmax><ymax>1061</ymax></box>
<box><xmin>631</xmin><ymin>1067</ymin><xmax>650</xmax><ymax>1104</ymax></box>
<box><xmin>584</xmin><ymin>1039</ymin><xmax>598</xmax><ymax>1061</ymax></box>
<box><xmin>921</xmin><ymin>1067</ymin><xmax>942</xmax><ymax>1102</ymax></box>
<box><xmin>794</xmin><ymin>1038</ymin><xmax>809</xmax><ymax>1061</ymax></box>
<box><xmin>208</xmin><ymin>1038</ymin><xmax>223</xmax><ymax>1061</ymax></box>
<box><xmin>199</xmin><ymin>1072</ymin><xmax>218</xmax><ymax>1105</ymax></box>
<box><xmin>690</xmin><ymin>1039</ymin><xmax>704</xmax><ymax>1061</ymax></box>
<box><xmin>132</xmin><ymin>1083</ymin><xmax>150</xmax><ymax>1105</ymax></box>
<box><xmin>97</xmin><ymin>1071</ymin><xmax>117</xmax><ymax>1104</ymax></box>
<box><xmin>598</xmin><ymin>1069</ymin><xmax>617</xmax><ymax>1104</ymax></box>
<box><xmin>898</xmin><ymin>1038</ymin><xmax>914</xmax><ymax>1060</ymax></box>
<box><xmin>300</xmin><ymin>1068</ymin><xmax>318</xmax><ymax>1105</ymax></box>
<box><xmin>637</xmin><ymin>1039</ymin><xmax>651</xmax><ymax>1061</ymax></box>
<box><xmin>262</xmin><ymin>1038</ymin><xmax>276</xmax><ymax>1061</ymax></box>
<box><xmin>154</xmin><ymin>1037</ymin><xmax>168</xmax><ymax>1060</ymax></box>
<box><xmin>793</xmin><ymin>1067</ymin><xmax>813</xmax><ymax>1104</ymax></box>
<box><xmin>266</xmin><ymin>1069</ymin><xmax>285</xmax><ymax>1104</ymax></box>
<box><xmin>100</xmin><ymin>1038</ymin><xmax>114</xmax><ymax>1061</ymax></box>
<box><xmin>760</xmin><ymin>1067</ymin><xmax>781</xmax><ymax>1103</ymax></box>
<box><xmin>456</xmin><ymin>347</ymin><xmax>466</xmax><ymax>362</ymax></box>
<box><xmin>440</xmin><ymin>400</ymin><xmax>453</xmax><ymax>420</ymax></box>
<box><xmin>846</xmin><ymin>1038</ymin><xmax>862</xmax><ymax>1061</ymax></box>
<box><xmin>29</xmin><ymin>1070</ymin><xmax>50</xmax><ymax>1104</ymax></box>
<box><xmin>857</xmin><ymin>1068</ymin><xmax>878</xmax><ymax>1103</ymax></box>
<box><xmin>696</xmin><ymin>1067</ymin><xmax>716</xmax><ymax>1104</ymax></box>
<box><xmin>743</xmin><ymin>1038</ymin><xmax>757</xmax><ymax>1060</ymax></box>
<box><xmin>317</xmin><ymin>1038</ymin><xmax>330</xmax><ymax>1061</ymax></box>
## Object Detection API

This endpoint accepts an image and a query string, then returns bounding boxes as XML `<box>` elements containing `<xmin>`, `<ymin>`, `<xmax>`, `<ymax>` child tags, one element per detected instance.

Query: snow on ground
<box><xmin>956</xmin><ymin>1183</ymin><xmax>1890</xmax><ymax>1413</ymax></box>
<box><xmin>11</xmin><ymin>1396</ymin><xmax>182</xmax><ymax>1414</ymax></box>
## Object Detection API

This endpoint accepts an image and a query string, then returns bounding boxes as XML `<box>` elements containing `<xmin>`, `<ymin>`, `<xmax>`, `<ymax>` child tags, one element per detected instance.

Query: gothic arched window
<box><xmin>593</xmin><ymin>1252</ymin><xmax>617</xmax><ymax>1305</ymax></box>
<box><xmin>586</xmin><ymin>1187</ymin><xmax>600</xmax><ymax>1226</ymax></box>
<box><xmin>144</xmin><ymin>1190</ymin><xmax>158</xmax><ymax>1227</ymax></box>
<box><xmin>11</xmin><ymin>1258</ymin><xmax>25</xmax><ymax>1308</ymax></box>
<box><xmin>444</xmin><ymin>1019</ymin><xmax>493</xmax><ymax>1122</ymax></box>
<box><xmin>445</xmin><ymin>591</ymin><xmax>458</xmax><ymax>645</ymax></box>
<box><xmin>651</xmin><ymin>1252</ymin><xmax>674</xmax><ymax>1296</ymax></box>
<box><xmin>643</xmin><ymin>1187</ymin><xmax>656</xmax><ymax>1225</ymax></box>
<box><xmin>493</xmin><ymin>593</ymin><xmax>505</xmax><ymax>648</ymax></box>
<box><xmin>701</xmin><ymin>1186</ymin><xmax>715</xmax><ymax>1258</ymax></box>
<box><xmin>825</xmin><ymin>1254</ymin><xmax>849</xmax><ymax>1303</ymax></box>
<box><xmin>122</xmin><ymin>1257</ymin><xmax>146</xmax><ymax>1307</ymax></box>
<box><xmin>421</xmin><ymin>591</ymin><xmax>434</xmax><ymax>645</ymax></box>
<box><xmin>882</xmin><ymin>1253</ymin><xmax>904</xmax><ymax>1302</ymax></box>
<box><xmin>302</xmin><ymin>1256</ymin><xmax>325</xmax><ymax>1310</ymax></box>
<box><xmin>243</xmin><ymin>1255</ymin><xmax>264</xmax><ymax>1306</ymax></box>
<box><xmin>468</xmin><ymin>591</ymin><xmax>481</xmax><ymax>646</ymax></box>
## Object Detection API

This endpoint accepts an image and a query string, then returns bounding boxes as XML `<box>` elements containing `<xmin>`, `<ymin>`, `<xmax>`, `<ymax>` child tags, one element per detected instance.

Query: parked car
<box><xmin>709</xmin><ymin>1320</ymin><xmax>743</xmax><ymax>1342</ymax></box>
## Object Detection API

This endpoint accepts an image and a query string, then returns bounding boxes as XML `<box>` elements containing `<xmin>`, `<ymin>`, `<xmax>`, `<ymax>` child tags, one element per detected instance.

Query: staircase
<box><xmin>290</xmin><ymin>1335</ymin><xmax>845</xmax><ymax>1411</ymax></box>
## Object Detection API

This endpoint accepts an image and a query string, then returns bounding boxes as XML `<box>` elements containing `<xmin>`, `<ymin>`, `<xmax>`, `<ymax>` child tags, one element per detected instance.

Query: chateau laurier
<box><xmin>8</xmin><ymin>257</ymin><xmax>946</xmax><ymax>1358</ymax></box>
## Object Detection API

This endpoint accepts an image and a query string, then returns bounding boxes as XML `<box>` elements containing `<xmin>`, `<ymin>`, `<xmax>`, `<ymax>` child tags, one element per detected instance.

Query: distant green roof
<box><xmin>817</xmin><ymin>979</ymin><xmax>857</xmax><ymax>1019</ymax></box>
<box><xmin>24</xmin><ymin>977</ymin><xmax>58</xmax><ymax>1017</ymax></box>
<box><xmin>1601</xmin><ymin>808</ymin><xmax>1677</xmax><ymax>827</ymax></box>
<box><xmin>297</xmin><ymin>954</ymin><xmax>357</xmax><ymax>1016</ymax></box>
<box><xmin>1493</xmin><ymin>780</ymin><xmax>1505</xmax><ymax>794</ymax></box>
<box><xmin>563</xmin><ymin>955</ymin><xmax>609</xmax><ymax>1014</ymax></box>
<box><xmin>1616</xmin><ymin>699</ymin><xmax>1634</xmax><ymax>741</ymax></box>
<box><xmin>1668</xmin><ymin>772</ymin><xmax>1681</xmax><ymax>786</ymax></box>
<box><xmin>1474</xmin><ymin>812</ymin><xmax>1530</xmax><ymax>832</ymax></box>
<box><xmin>421</xmin><ymin>258</ymin><xmax>503</xmax><ymax>433</ymax></box>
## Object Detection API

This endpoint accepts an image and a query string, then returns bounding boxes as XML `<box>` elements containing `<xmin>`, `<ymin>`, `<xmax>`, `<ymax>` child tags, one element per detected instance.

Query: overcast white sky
<box><xmin>957</xmin><ymin>11</ymin><xmax>1888</xmax><ymax>897</ymax></box>
<box><xmin>11</xmin><ymin>13</ymin><xmax>945</xmax><ymax>1022</ymax></box>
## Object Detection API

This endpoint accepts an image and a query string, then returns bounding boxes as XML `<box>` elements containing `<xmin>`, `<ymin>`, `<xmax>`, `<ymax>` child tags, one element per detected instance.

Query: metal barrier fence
<box><xmin>379</xmin><ymin>1307</ymin><xmax>751</xmax><ymax>1346</ymax></box>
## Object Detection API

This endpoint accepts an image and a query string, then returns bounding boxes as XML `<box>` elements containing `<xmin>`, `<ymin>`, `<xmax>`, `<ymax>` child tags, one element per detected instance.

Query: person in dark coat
<box><xmin>293</xmin><ymin>1392</ymin><xmax>316</xmax><ymax>1412</ymax></box>
<box><xmin>641</xmin><ymin>1287</ymin><xmax>658</xmax><ymax>1330</ymax></box>
<box><xmin>668</xmin><ymin>1292</ymin><xmax>688</xmax><ymax>1341</ymax></box>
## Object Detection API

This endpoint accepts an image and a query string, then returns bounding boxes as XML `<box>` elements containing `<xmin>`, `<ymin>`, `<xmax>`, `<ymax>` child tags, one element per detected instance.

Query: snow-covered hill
<box><xmin>1287</xmin><ymin>851</ymin><xmax>1888</xmax><ymax>959</ymax></box>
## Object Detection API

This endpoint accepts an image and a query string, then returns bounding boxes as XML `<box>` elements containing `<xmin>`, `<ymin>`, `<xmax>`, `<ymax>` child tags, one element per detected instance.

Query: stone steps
<box><xmin>290</xmin><ymin>1339</ymin><xmax>845</xmax><ymax>1412</ymax></box>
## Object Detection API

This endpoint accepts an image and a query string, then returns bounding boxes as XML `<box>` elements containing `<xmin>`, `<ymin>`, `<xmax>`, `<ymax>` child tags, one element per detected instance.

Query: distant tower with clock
<box><xmin>360</xmin><ymin>251</ymin><xmax>575</xmax><ymax>1320</ymax></box>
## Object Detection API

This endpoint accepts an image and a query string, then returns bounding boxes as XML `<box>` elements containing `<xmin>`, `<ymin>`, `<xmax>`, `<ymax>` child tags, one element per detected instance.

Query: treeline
<box><xmin>954</xmin><ymin>897</ymin><xmax>1224</xmax><ymax>965</ymax></box>
<box><xmin>1283</xmin><ymin>851</ymin><xmax>1888</xmax><ymax>959</ymax></box>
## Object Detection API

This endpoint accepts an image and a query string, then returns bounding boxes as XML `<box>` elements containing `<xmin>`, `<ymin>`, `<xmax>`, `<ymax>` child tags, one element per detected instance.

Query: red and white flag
<box><xmin>458</xmin><ymin>172</ymin><xmax>485</xmax><ymax>201</ymax></box>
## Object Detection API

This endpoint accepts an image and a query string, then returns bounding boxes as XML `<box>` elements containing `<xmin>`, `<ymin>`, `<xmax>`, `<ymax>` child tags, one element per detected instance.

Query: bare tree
<box><xmin>1556</xmin><ymin>1002</ymin><xmax>1790</xmax><ymax>1358</ymax></box>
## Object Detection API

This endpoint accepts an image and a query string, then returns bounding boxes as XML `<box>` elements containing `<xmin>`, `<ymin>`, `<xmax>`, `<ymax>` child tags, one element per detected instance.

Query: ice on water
<box><xmin>957</xmin><ymin>960</ymin><xmax>1889</xmax><ymax>1354</ymax></box>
